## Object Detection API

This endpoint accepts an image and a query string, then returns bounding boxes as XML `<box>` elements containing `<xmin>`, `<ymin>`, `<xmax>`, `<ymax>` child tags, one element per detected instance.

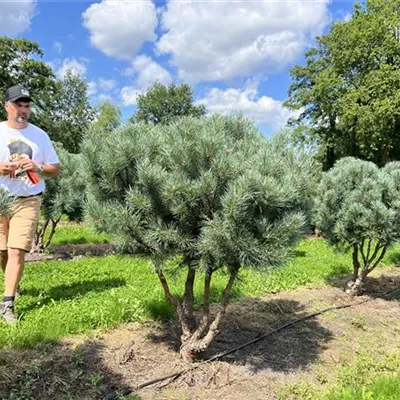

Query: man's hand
<box><xmin>0</xmin><ymin>162</ymin><xmax>16</xmax><ymax>176</ymax></box>
<box><xmin>17</xmin><ymin>158</ymin><xmax>39</xmax><ymax>173</ymax></box>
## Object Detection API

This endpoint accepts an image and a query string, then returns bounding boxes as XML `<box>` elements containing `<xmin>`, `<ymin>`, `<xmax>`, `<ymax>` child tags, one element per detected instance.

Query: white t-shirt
<box><xmin>0</xmin><ymin>122</ymin><xmax>59</xmax><ymax>196</ymax></box>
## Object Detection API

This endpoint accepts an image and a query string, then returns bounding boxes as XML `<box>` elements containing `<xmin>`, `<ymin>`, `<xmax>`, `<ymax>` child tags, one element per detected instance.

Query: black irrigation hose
<box><xmin>104</xmin><ymin>286</ymin><xmax>400</xmax><ymax>400</ymax></box>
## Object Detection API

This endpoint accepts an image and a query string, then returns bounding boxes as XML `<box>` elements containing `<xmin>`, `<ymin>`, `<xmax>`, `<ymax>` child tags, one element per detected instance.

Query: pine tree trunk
<box><xmin>179</xmin><ymin>270</ymin><xmax>237</xmax><ymax>362</ymax></box>
<box><xmin>43</xmin><ymin>218</ymin><xmax>60</xmax><ymax>249</ymax></box>
<box><xmin>30</xmin><ymin>219</ymin><xmax>50</xmax><ymax>253</ymax></box>
<box><xmin>345</xmin><ymin>243</ymin><xmax>387</xmax><ymax>295</ymax></box>
<box><xmin>154</xmin><ymin>256</ymin><xmax>239</xmax><ymax>363</ymax></box>
<box><xmin>182</xmin><ymin>263</ymin><xmax>196</xmax><ymax>331</ymax></box>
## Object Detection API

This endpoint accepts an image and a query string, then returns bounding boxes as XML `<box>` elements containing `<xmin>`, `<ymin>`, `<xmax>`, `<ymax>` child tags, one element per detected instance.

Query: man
<box><xmin>0</xmin><ymin>85</ymin><xmax>61</xmax><ymax>323</ymax></box>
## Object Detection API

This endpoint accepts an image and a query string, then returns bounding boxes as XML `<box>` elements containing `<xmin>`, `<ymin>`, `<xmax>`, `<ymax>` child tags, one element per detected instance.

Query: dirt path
<box><xmin>1</xmin><ymin>267</ymin><xmax>399</xmax><ymax>400</ymax></box>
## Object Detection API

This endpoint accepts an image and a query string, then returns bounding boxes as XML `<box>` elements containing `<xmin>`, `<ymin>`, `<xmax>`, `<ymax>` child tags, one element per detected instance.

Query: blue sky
<box><xmin>0</xmin><ymin>0</ymin><xmax>355</xmax><ymax>134</ymax></box>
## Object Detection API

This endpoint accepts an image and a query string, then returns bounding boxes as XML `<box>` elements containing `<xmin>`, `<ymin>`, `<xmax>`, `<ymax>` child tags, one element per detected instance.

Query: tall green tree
<box><xmin>90</xmin><ymin>99</ymin><xmax>121</xmax><ymax>135</ymax></box>
<box><xmin>0</xmin><ymin>37</ymin><xmax>57</xmax><ymax>125</ymax></box>
<box><xmin>83</xmin><ymin>115</ymin><xmax>317</xmax><ymax>361</ymax></box>
<box><xmin>285</xmin><ymin>0</ymin><xmax>400</xmax><ymax>169</ymax></box>
<box><xmin>48</xmin><ymin>71</ymin><xmax>96</xmax><ymax>153</ymax></box>
<box><xmin>131</xmin><ymin>82</ymin><xmax>206</xmax><ymax>125</ymax></box>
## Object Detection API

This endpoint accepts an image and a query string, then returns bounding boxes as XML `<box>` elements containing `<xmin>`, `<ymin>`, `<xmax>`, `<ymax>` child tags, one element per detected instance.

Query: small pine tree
<box><xmin>32</xmin><ymin>144</ymin><xmax>85</xmax><ymax>252</ymax></box>
<box><xmin>83</xmin><ymin>115</ymin><xmax>318</xmax><ymax>361</ymax></box>
<box><xmin>0</xmin><ymin>188</ymin><xmax>15</xmax><ymax>217</ymax></box>
<box><xmin>315</xmin><ymin>157</ymin><xmax>400</xmax><ymax>294</ymax></box>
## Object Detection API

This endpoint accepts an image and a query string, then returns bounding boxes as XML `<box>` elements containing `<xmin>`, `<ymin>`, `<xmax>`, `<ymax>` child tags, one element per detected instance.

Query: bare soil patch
<box><xmin>25</xmin><ymin>243</ymin><xmax>115</xmax><ymax>263</ymax></box>
<box><xmin>1</xmin><ymin>267</ymin><xmax>399</xmax><ymax>400</ymax></box>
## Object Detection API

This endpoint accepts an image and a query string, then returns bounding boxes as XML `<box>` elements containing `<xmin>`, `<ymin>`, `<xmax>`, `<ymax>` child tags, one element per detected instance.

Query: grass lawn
<box><xmin>328</xmin><ymin>372</ymin><xmax>400</xmax><ymax>400</ymax></box>
<box><xmin>0</xmin><ymin>233</ymin><xmax>399</xmax><ymax>349</ymax></box>
<box><xmin>46</xmin><ymin>224</ymin><xmax>112</xmax><ymax>246</ymax></box>
<box><xmin>278</xmin><ymin>350</ymin><xmax>400</xmax><ymax>400</ymax></box>
<box><xmin>0</xmin><ymin>224</ymin><xmax>399</xmax><ymax>399</ymax></box>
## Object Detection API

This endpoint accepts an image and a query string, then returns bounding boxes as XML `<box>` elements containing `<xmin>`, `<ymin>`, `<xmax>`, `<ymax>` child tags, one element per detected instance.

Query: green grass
<box><xmin>0</xmin><ymin>237</ymin><xmax>399</xmax><ymax>348</ymax></box>
<box><xmin>46</xmin><ymin>224</ymin><xmax>112</xmax><ymax>245</ymax></box>
<box><xmin>327</xmin><ymin>374</ymin><xmax>400</xmax><ymax>400</ymax></box>
<box><xmin>278</xmin><ymin>351</ymin><xmax>400</xmax><ymax>400</ymax></box>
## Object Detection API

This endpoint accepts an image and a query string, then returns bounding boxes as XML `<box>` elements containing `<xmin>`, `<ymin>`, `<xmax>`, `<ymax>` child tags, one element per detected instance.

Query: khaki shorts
<box><xmin>0</xmin><ymin>196</ymin><xmax>42</xmax><ymax>252</ymax></box>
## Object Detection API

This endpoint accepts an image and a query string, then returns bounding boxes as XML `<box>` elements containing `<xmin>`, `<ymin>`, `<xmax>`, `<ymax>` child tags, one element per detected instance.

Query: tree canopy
<box><xmin>130</xmin><ymin>82</ymin><xmax>206</xmax><ymax>125</ymax></box>
<box><xmin>0</xmin><ymin>36</ymin><xmax>56</xmax><ymax>126</ymax></box>
<box><xmin>83</xmin><ymin>114</ymin><xmax>318</xmax><ymax>360</ymax></box>
<box><xmin>48</xmin><ymin>71</ymin><xmax>96</xmax><ymax>153</ymax></box>
<box><xmin>90</xmin><ymin>99</ymin><xmax>121</xmax><ymax>135</ymax></box>
<box><xmin>285</xmin><ymin>0</ymin><xmax>400</xmax><ymax>169</ymax></box>
<box><xmin>315</xmin><ymin>157</ymin><xmax>400</xmax><ymax>294</ymax></box>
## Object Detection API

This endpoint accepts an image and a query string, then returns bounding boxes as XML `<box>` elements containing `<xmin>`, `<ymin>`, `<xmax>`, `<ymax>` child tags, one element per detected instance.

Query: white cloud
<box><xmin>129</xmin><ymin>55</ymin><xmax>172</xmax><ymax>88</ymax></box>
<box><xmin>343</xmin><ymin>12</ymin><xmax>352</xmax><ymax>22</ymax></box>
<box><xmin>199</xmin><ymin>84</ymin><xmax>298</xmax><ymax>129</ymax></box>
<box><xmin>121</xmin><ymin>86</ymin><xmax>141</xmax><ymax>107</ymax></box>
<box><xmin>87</xmin><ymin>81</ymin><xmax>97</xmax><ymax>97</ymax></box>
<box><xmin>56</xmin><ymin>58</ymin><xmax>87</xmax><ymax>79</ymax></box>
<box><xmin>157</xmin><ymin>0</ymin><xmax>330</xmax><ymax>82</ymax></box>
<box><xmin>98</xmin><ymin>78</ymin><xmax>117</xmax><ymax>91</ymax></box>
<box><xmin>98</xmin><ymin>94</ymin><xmax>113</xmax><ymax>103</ymax></box>
<box><xmin>120</xmin><ymin>55</ymin><xmax>172</xmax><ymax>107</ymax></box>
<box><xmin>82</xmin><ymin>0</ymin><xmax>158</xmax><ymax>60</ymax></box>
<box><xmin>53</xmin><ymin>41</ymin><xmax>62</xmax><ymax>54</ymax></box>
<box><xmin>0</xmin><ymin>0</ymin><xmax>36</xmax><ymax>35</ymax></box>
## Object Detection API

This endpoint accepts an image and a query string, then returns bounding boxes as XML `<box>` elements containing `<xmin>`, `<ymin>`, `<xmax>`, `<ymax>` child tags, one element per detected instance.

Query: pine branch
<box><xmin>43</xmin><ymin>218</ymin><xmax>60</xmax><ymax>249</ymax></box>
<box><xmin>367</xmin><ymin>245</ymin><xmax>387</xmax><ymax>275</ymax></box>
<box><xmin>191</xmin><ymin>270</ymin><xmax>213</xmax><ymax>342</ymax></box>
<box><xmin>352</xmin><ymin>244</ymin><xmax>360</xmax><ymax>280</ymax></box>
<box><xmin>192</xmin><ymin>269</ymin><xmax>237</xmax><ymax>352</ymax></box>
<box><xmin>153</xmin><ymin>258</ymin><xmax>192</xmax><ymax>339</ymax></box>
<box><xmin>368</xmin><ymin>242</ymin><xmax>384</xmax><ymax>267</ymax></box>
<box><xmin>360</xmin><ymin>238</ymin><xmax>368</xmax><ymax>268</ymax></box>
<box><xmin>182</xmin><ymin>262</ymin><xmax>196</xmax><ymax>330</ymax></box>
<box><xmin>366</xmin><ymin>238</ymin><xmax>372</xmax><ymax>261</ymax></box>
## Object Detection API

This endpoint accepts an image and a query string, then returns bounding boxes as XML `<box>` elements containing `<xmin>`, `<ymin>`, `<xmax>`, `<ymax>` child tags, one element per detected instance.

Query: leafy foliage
<box><xmin>48</xmin><ymin>71</ymin><xmax>96</xmax><ymax>153</ymax></box>
<box><xmin>131</xmin><ymin>82</ymin><xmax>206</xmax><ymax>125</ymax></box>
<box><xmin>0</xmin><ymin>37</ymin><xmax>94</xmax><ymax>154</ymax></box>
<box><xmin>285</xmin><ymin>0</ymin><xmax>400</xmax><ymax>168</ymax></box>
<box><xmin>0</xmin><ymin>36</ymin><xmax>57</xmax><ymax>126</ymax></box>
<box><xmin>83</xmin><ymin>115</ymin><xmax>318</xmax><ymax>359</ymax></box>
<box><xmin>90</xmin><ymin>99</ymin><xmax>121</xmax><ymax>135</ymax></box>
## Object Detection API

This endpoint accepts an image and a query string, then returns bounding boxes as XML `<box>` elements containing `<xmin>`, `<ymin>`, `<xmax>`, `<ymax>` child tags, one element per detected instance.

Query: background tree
<box><xmin>0</xmin><ymin>36</ymin><xmax>57</xmax><ymax>126</ymax></box>
<box><xmin>315</xmin><ymin>157</ymin><xmax>400</xmax><ymax>294</ymax></box>
<box><xmin>131</xmin><ymin>82</ymin><xmax>206</xmax><ymax>125</ymax></box>
<box><xmin>48</xmin><ymin>71</ymin><xmax>96</xmax><ymax>153</ymax></box>
<box><xmin>83</xmin><ymin>115</ymin><xmax>317</xmax><ymax>362</ymax></box>
<box><xmin>0</xmin><ymin>38</ymin><xmax>94</xmax><ymax>153</ymax></box>
<box><xmin>285</xmin><ymin>0</ymin><xmax>400</xmax><ymax>169</ymax></box>
<box><xmin>90</xmin><ymin>99</ymin><xmax>121</xmax><ymax>135</ymax></box>
<box><xmin>32</xmin><ymin>144</ymin><xmax>85</xmax><ymax>252</ymax></box>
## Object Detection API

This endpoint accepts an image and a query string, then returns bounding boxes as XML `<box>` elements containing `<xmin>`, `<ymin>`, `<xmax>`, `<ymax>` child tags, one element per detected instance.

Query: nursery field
<box><xmin>0</xmin><ymin>224</ymin><xmax>399</xmax><ymax>400</ymax></box>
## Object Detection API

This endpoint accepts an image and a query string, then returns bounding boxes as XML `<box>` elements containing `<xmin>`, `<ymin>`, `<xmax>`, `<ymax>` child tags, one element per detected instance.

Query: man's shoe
<box><xmin>1</xmin><ymin>301</ymin><xmax>16</xmax><ymax>323</ymax></box>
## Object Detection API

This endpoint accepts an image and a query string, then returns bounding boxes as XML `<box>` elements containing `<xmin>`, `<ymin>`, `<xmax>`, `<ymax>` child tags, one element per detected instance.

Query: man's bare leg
<box><xmin>0</xmin><ymin>250</ymin><xmax>8</xmax><ymax>274</ymax></box>
<box><xmin>3</xmin><ymin>248</ymin><xmax>25</xmax><ymax>297</ymax></box>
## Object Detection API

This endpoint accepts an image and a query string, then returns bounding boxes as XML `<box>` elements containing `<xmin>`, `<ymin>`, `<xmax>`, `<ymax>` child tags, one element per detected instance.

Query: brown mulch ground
<box><xmin>25</xmin><ymin>243</ymin><xmax>115</xmax><ymax>263</ymax></box>
<box><xmin>1</xmin><ymin>267</ymin><xmax>399</xmax><ymax>400</ymax></box>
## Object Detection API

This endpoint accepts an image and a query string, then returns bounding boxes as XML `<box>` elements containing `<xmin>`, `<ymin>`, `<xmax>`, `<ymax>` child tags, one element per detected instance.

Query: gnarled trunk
<box><xmin>153</xmin><ymin>257</ymin><xmax>238</xmax><ymax>363</ymax></box>
<box><xmin>346</xmin><ymin>241</ymin><xmax>387</xmax><ymax>296</ymax></box>
<box><xmin>179</xmin><ymin>270</ymin><xmax>237</xmax><ymax>362</ymax></box>
<box><xmin>31</xmin><ymin>218</ymin><xmax>60</xmax><ymax>253</ymax></box>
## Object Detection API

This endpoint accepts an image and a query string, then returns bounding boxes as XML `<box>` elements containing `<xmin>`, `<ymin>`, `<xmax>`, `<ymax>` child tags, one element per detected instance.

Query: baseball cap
<box><xmin>5</xmin><ymin>85</ymin><xmax>32</xmax><ymax>103</ymax></box>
